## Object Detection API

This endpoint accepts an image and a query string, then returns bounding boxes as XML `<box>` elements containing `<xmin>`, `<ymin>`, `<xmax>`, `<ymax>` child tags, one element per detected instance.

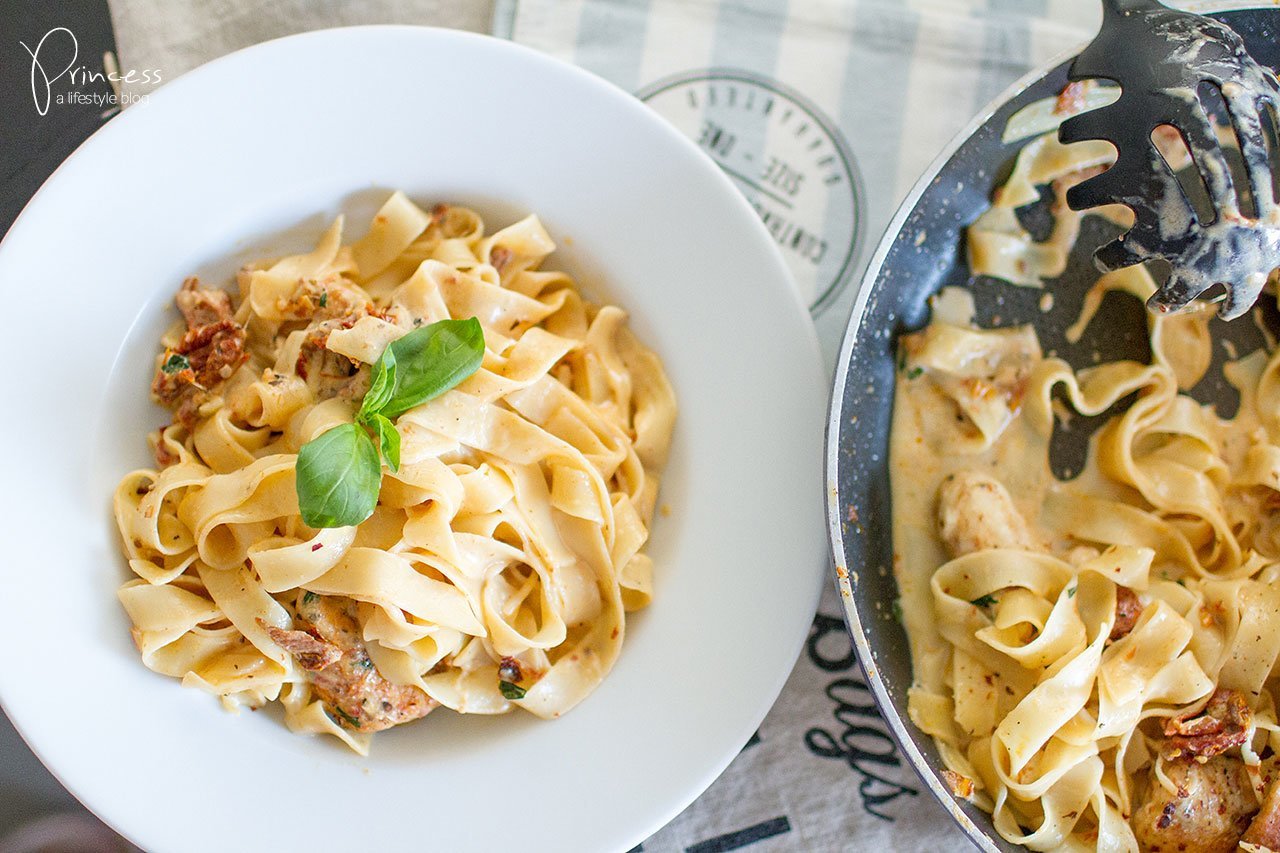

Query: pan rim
<box><xmin>824</xmin><ymin>5</ymin><xmax>1277</xmax><ymax>849</ymax></box>
<box><xmin>823</xmin><ymin>40</ymin><xmax>1086</xmax><ymax>853</ymax></box>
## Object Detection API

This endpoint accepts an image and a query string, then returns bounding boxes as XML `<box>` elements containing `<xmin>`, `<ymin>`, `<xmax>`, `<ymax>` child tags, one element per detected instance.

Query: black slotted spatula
<box><xmin>1060</xmin><ymin>0</ymin><xmax>1280</xmax><ymax>320</ymax></box>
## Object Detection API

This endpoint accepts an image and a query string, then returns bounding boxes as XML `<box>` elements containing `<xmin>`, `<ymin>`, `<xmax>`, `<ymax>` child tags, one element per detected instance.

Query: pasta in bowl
<box><xmin>112</xmin><ymin>191</ymin><xmax>675</xmax><ymax>754</ymax></box>
<box><xmin>0</xmin><ymin>25</ymin><xmax>826</xmax><ymax>853</ymax></box>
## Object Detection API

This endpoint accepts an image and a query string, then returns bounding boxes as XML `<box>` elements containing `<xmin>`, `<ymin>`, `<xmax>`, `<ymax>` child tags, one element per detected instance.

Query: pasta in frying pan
<box><xmin>895</xmin><ymin>87</ymin><xmax>1280</xmax><ymax>851</ymax></box>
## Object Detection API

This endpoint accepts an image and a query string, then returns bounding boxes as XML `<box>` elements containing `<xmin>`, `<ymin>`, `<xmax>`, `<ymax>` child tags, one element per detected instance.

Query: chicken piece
<box><xmin>936</xmin><ymin>470</ymin><xmax>1040</xmax><ymax>558</ymax></box>
<box><xmin>1243</xmin><ymin>763</ymin><xmax>1280</xmax><ymax>852</ymax></box>
<box><xmin>1111</xmin><ymin>587</ymin><xmax>1143</xmax><ymax>641</ymax></box>
<box><xmin>283</xmin><ymin>284</ymin><xmax>383</xmax><ymax>401</ymax></box>
<box><xmin>274</xmin><ymin>594</ymin><xmax>437</xmax><ymax>733</ymax></box>
<box><xmin>152</xmin><ymin>278</ymin><xmax>248</xmax><ymax>407</ymax></box>
<box><xmin>294</xmin><ymin>333</ymin><xmax>370</xmax><ymax>401</ymax></box>
<box><xmin>1163</xmin><ymin>689</ymin><xmax>1252</xmax><ymax>762</ymax></box>
<box><xmin>1131</xmin><ymin>756</ymin><xmax>1257</xmax><ymax>853</ymax></box>
<box><xmin>275</xmin><ymin>276</ymin><xmax>372</xmax><ymax>323</ymax></box>
<box><xmin>259</xmin><ymin>621</ymin><xmax>342</xmax><ymax>671</ymax></box>
<box><xmin>151</xmin><ymin>320</ymin><xmax>248</xmax><ymax>407</ymax></box>
<box><xmin>175</xmin><ymin>276</ymin><xmax>234</xmax><ymax>327</ymax></box>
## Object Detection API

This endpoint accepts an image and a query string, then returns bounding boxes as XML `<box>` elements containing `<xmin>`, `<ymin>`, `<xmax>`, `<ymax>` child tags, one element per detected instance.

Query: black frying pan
<box><xmin>825</xmin><ymin>8</ymin><xmax>1280</xmax><ymax>851</ymax></box>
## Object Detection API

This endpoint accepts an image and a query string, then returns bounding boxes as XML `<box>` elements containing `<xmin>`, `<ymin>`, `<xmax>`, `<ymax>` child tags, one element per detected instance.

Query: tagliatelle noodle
<box><xmin>113</xmin><ymin>192</ymin><xmax>675</xmax><ymax>753</ymax></box>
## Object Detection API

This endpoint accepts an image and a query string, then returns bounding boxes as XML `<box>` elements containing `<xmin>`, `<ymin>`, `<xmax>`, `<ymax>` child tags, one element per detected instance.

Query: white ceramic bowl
<box><xmin>0</xmin><ymin>26</ymin><xmax>826</xmax><ymax>853</ymax></box>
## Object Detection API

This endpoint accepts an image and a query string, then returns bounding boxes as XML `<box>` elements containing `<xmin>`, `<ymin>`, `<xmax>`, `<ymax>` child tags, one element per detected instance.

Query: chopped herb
<box><xmin>353</xmin><ymin>658</ymin><xmax>374</xmax><ymax>671</ymax></box>
<box><xmin>891</xmin><ymin>600</ymin><xmax>904</xmax><ymax>623</ymax></box>
<box><xmin>302</xmin><ymin>591</ymin><xmax>318</xmax><ymax>605</ymax></box>
<box><xmin>1067</xmin><ymin>586</ymin><xmax>1077</xmax><ymax>598</ymax></box>
<box><xmin>161</xmin><ymin>353</ymin><xmax>191</xmax><ymax>374</ymax></box>
<box><xmin>329</xmin><ymin>705</ymin><xmax>361</xmax><ymax>728</ymax></box>
<box><xmin>897</xmin><ymin>350</ymin><xmax>907</xmax><ymax>371</ymax></box>
<box><xmin>499</xmin><ymin>680</ymin><xmax>527</xmax><ymax>700</ymax></box>
<box><xmin>907</xmin><ymin>366</ymin><xmax>924</xmax><ymax>379</ymax></box>
<box><xmin>1176</xmin><ymin>578</ymin><xmax>1186</xmax><ymax>587</ymax></box>
<box><xmin>318</xmin><ymin>291</ymin><xmax>328</xmax><ymax>308</ymax></box>
<box><xmin>970</xmin><ymin>593</ymin><xmax>999</xmax><ymax>608</ymax></box>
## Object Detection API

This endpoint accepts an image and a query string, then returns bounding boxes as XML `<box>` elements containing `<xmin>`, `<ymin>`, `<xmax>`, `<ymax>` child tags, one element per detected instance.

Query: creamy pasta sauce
<box><xmin>894</xmin><ymin>97</ymin><xmax>1280</xmax><ymax>851</ymax></box>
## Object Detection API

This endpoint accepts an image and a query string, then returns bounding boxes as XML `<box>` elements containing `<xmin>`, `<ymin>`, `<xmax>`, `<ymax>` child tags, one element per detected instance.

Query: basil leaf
<box><xmin>378</xmin><ymin>318</ymin><xmax>485</xmax><ymax>419</ymax></box>
<box><xmin>296</xmin><ymin>423</ymin><xmax>381</xmax><ymax>528</ymax></box>
<box><xmin>360</xmin><ymin>345</ymin><xmax>397</xmax><ymax>419</ymax></box>
<box><xmin>161</xmin><ymin>353</ymin><xmax>191</xmax><ymax>374</ymax></box>
<box><xmin>364</xmin><ymin>411</ymin><xmax>401</xmax><ymax>472</ymax></box>
<box><xmin>499</xmin><ymin>680</ymin><xmax>526</xmax><ymax>700</ymax></box>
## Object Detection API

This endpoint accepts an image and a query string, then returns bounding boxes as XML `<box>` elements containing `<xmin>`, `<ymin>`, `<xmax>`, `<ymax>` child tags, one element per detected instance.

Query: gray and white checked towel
<box><xmin>4</xmin><ymin>0</ymin><xmax>1136</xmax><ymax>849</ymax></box>
<box><xmin>496</xmin><ymin>0</ymin><xmax>1099</xmax><ymax>371</ymax></box>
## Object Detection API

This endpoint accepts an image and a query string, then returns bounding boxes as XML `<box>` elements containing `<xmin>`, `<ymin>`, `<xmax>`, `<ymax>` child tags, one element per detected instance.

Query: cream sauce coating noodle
<box><xmin>113</xmin><ymin>193</ymin><xmax>676</xmax><ymax>754</ymax></box>
<box><xmin>896</xmin><ymin>115</ymin><xmax>1280</xmax><ymax>849</ymax></box>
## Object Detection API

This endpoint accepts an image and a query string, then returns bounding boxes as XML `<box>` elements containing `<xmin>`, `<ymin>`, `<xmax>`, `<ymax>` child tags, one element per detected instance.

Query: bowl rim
<box><xmin>0</xmin><ymin>23</ymin><xmax>825</xmax><ymax>853</ymax></box>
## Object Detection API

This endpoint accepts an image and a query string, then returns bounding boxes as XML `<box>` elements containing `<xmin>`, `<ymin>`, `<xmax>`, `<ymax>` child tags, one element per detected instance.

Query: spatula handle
<box><xmin>1101</xmin><ymin>0</ymin><xmax>1169</xmax><ymax>14</ymax></box>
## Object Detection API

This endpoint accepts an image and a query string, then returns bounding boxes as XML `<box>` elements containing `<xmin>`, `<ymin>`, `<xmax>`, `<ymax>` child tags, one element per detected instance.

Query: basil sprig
<box><xmin>296</xmin><ymin>423</ymin><xmax>383</xmax><ymax>528</ymax></box>
<box><xmin>374</xmin><ymin>317</ymin><xmax>487</xmax><ymax>419</ymax></box>
<box><xmin>295</xmin><ymin>318</ymin><xmax>485</xmax><ymax>528</ymax></box>
<box><xmin>364</xmin><ymin>411</ymin><xmax>401</xmax><ymax>472</ymax></box>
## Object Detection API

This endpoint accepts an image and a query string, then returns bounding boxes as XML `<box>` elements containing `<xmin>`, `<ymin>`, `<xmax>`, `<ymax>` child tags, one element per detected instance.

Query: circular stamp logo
<box><xmin>637</xmin><ymin>68</ymin><xmax>864</xmax><ymax>315</ymax></box>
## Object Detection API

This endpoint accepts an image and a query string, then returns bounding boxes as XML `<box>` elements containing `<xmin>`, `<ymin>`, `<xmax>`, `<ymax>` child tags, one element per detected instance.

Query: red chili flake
<box><xmin>311</xmin><ymin>543</ymin><xmax>323</xmax><ymax>552</ymax></box>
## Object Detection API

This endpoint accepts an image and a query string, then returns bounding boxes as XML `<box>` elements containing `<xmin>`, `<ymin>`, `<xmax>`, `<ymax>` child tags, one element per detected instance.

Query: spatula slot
<box><xmin>1151</xmin><ymin>123</ymin><xmax>1215</xmax><ymax>225</ymax></box>
<box><xmin>1259</xmin><ymin>100</ymin><xmax>1280</xmax><ymax>210</ymax></box>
